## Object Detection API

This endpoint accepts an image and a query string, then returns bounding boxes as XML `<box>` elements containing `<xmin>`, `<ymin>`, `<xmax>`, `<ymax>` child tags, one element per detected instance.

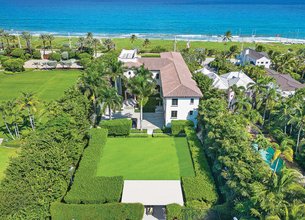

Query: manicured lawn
<box><xmin>96</xmin><ymin>137</ymin><xmax>195</xmax><ymax>180</ymax></box>
<box><xmin>0</xmin><ymin>146</ymin><xmax>19</xmax><ymax>180</ymax></box>
<box><xmin>0</xmin><ymin>70</ymin><xmax>80</xmax><ymax>101</ymax></box>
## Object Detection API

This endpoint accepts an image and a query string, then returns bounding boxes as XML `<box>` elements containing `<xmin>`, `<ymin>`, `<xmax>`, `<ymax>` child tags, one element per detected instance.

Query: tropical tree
<box><xmin>0</xmin><ymin>102</ymin><xmax>15</xmax><ymax>140</ymax></box>
<box><xmin>100</xmin><ymin>87</ymin><xmax>122</xmax><ymax>120</ymax></box>
<box><xmin>223</xmin><ymin>30</ymin><xmax>232</xmax><ymax>43</ymax></box>
<box><xmin>103</xmin><ymin>38</ymin><xmax>115</xmax><ymax>51</ymax></box>
<box><xmin>78</xmin><ymin>37</ymin><xmax>85</xmax><ymax>52</ymax></box>
<box><xmin>46</xmin><ymin>34</ymin><xmax>55</xmax><ymax>52</ymax></box>
<box><xmin>18</xmin><ymin>92</ymin><xmax>39</xmax><ymax>130</ymax></box>
<box><xmin>39</xmin><ymin>34</ymin><xmax>48</xmax><ymax>55</ymax></box>
<box><xmin>272</xmin><ymin>139</ymin><xmax>294</xmax><ymax>173</ymax></box>
<box><xmin>92</xmin><ymin>38</ymin><xmax>100</xmax><ymax>57</ymax></box>
<box><xmin>143</xmin><ymin>38</ymin><xmax>150</xmax><ymax>48</ymax></box>
<box><xmin>21</xmin><ymin>32</ymin><xmax>32</xmax><ymax>54</ymax></box>
<box><xmin>3</xmin><ymin>31</ymin><xmax>11</xmax><ymax>50</ymax></box>
<box><xmin>86</xmin><ymin>32</ymin><xmax>93</xmax><ymax>47</ymax></box>
<box><xmin>126</xmin><ymin>67</ymin><xmax>156</xmax><ymax>130</ymax></box>
<box><xmin>130</xmin><ymin>34</ymin><xmax>137</xmax><ymax>45</ymax></box>
<box><xmin>0</xmin><ymin>29</ymin><xmax>4</xmax><ymax>50</ymax></box>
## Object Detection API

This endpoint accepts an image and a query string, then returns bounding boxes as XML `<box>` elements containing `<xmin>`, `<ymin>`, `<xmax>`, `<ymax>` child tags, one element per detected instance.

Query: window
<box><xmin>189</xmin><ymin>111</ymin><xmax>193</xmax><ymax>116</ymax></box>
<box><xmin>172</xmin><ymin>99</ymin><xmax>178</xmax><ymax>106</ymax></box>
<box><xmin>171</xmin><ymin>111</ymin><xmax>178</xmax><ymax>118</ymax></box>
<box><xmin>190</xmin><ymin>98</ymin><xmax>194</xmax><ymax>104</ymax></box>
<box><xmin>156</xmin><ymin>73</ymin><xmax>160</xmax><ymax>79</ymax></box>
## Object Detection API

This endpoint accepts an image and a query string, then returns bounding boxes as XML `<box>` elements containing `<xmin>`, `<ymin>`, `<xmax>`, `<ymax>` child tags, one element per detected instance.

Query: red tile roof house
<box><xmin>119</xmin><ymin>50</ymin><xmax>203</xmax><ymax>127</ymax></box>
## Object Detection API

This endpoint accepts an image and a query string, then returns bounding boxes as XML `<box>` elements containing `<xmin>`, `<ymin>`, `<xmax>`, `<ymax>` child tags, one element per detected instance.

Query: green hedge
<box><xmin>171</xmin><ymin>120</ymin><xmax>194</xmax><ymax>136</ymax></box>
<box><xmin>166</xmin><ymin>203</ymin><xmax>208</xmax><ymax>220</ymax></box>
<box><xmin>64</xmin><ymin>128</ymin><xmax>123</xmax><ymax>204</ymax></box>
<box><xmin>130</xmin><ymin>129</ymin><xmax>147</xmax><ymax>133</ymax></box>
<box><xmin>51</xmin><ymin>202</ymin><xmax>144</xmax><ymax>220</ymax></box>
<box><xmin>64</xmin><ymin>176</ymin><xmax>123</xmax><ymax>204</ymax></box>
<box><xmin>152</xmin><ymin>133</ymin><xmax>171</xmax><ymax>138</ymax></box>
<box><xmin>166</xmin><ymin>203</ymin><xmax>183</xmax><ymax>220</ymax></box>
<box><xmin>128</xmin><ymin>133</ymin><xmax>149</xmax><ymax>138</ymax></box>
<box><xmin>153</xmin><ymin>128</ymin><xmax>163</xmax><ymax>133</ymax></box>
<box><xmin>182</xmin><ymin>127</ymin><xmax>218</xmax><ymax>207</ymax></box>
<box><xmin>100</xmin><ymin>119</ymin><xmax>132</xmax><ymax>136</ymax></box>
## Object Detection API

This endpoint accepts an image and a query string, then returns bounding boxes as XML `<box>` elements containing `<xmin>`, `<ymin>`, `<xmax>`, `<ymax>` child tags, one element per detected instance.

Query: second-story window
<box><xmin>190</xmin><ymin>98</ymin><xmax>194</xmax><ymax>104</ymax></box>
<box><xmin>156</xmin><ymin>73</ymin><xmax>160</xmax><ymax>79</ymax></box>
<box><xmin>172</xmin><ymin>99</ymin><xmax>178</xmax><ymax>106</ymax></box>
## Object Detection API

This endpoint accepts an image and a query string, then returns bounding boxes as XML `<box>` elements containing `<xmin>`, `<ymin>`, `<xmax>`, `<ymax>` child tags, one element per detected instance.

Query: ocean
<box><xmin>1</xmin><ymin>0</ymin><xmax>305</xmax><ymax>39</ymax></box>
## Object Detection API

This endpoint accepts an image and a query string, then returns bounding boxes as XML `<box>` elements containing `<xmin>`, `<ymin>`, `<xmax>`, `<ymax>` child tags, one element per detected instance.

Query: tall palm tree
<box><xmin>46</xmin><ymin>34</ymin><xmax>55</xmax><ymax>52</ymax></box>
<box><xmin>78</xmin><ymin>37</ymin><xmax>85</xmax><ymax>52</ymax></box>
<box><xmin>272</xmin><ymin>139</ymin><xmax>294</xmax><ymax>174</ymax></box>
<box><xmin>103</xmin><ymin>38</ymin><xmax>115</xmax><ymax>51</ymax></box>
<box><xmin>0</xmin><ymin>102</ymin><xmax>15</xmax><ymax>140</ymax></box>
<box><xmin>106</xmin><ymin>59</ymin><xmax>125</xmax><ymax>90</ymax></box>
<box><xmin>92</xmin><ymin>38</ymin><xmax>100</xmax><ymax>57</ymax></box>
<box><xmin>126</xmin><ymin>68</ymin><xmax>156</xmax><ymax>130</ymax></box>
<box><xmin>39</xmin><ymin>34</ymin><xmax>48</xmax><ymax>55</ymax></box>
<box><xmin>130</xmin><ymin>34</ymin><xmax>137</xmax><ymax>45</ymax></box>
<box><xmin>101</xmin><ymin>87</ymin><xmax>122</xmax><ymax>120</ymax></box>
<box><xmin>86</xmin><ymin>32</ymin><xmax>94</xmax><ymax>48</ymax></box>
<box><xmin>143</xmin><ymin>38</ymin><xmax>150</xmax><ymax>48</ymax></box>
<box><xmin>21</xmin><ymin>31</ymin><xmax>32</xmax><ymax>54</ymax></box>
<box><xmin>0</xmin><ymin>29</ymin><xmax>4</xmax><ymax>50</ymax></box>
<box><xmin>18</xmin><ymin>92</ymin><xmax>39</xmax><ymax>130</ymax></box>
<box><xmin>3</xmin><ymin>32</ymin><xmax>11</xmax><ymax>50</ymax></box>
<box><xmin>223</xmin><ymin>30</ymin><xmax>232</xmax><ymax>43</ymax></box>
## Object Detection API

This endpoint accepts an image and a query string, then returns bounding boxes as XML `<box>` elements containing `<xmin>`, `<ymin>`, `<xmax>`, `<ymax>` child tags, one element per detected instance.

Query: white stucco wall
<box><xmin>163</xmin><ymin>97</ymin><xmax>200</xmax><ymax>127</ymax></box>
<box><xmin>255</xmin><ymin>57</ymin><xmax>271</xmax><ymax>68</ymax></box>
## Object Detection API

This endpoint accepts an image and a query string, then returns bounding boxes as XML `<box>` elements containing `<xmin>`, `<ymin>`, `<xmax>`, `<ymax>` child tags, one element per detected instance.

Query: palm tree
<box><xmin>18</xmin><ymin>92</ymin><xmax>39</xmax><ymax>130</ymax></box>
<box><xmin>21</xmin><ymin>31</ymin><xmax>32</xmax><ymax>54</ymax></box>
<box><xmin>223</xmin><ymin>30</ymin><xmax>232</xmax><ymax>43</ymax></box>
<box><xmin>39</xmin><ymin>34</ymin><xmax>48</xmax><ymax>55</ymax></box>
<box><xmin>46</xmin><ymin>34</ymin><xmax>55</xmax><ymax>52</ymax></box>
<box><xmin>126</xmin><ymin>68</ymin><xmax>156</xmax><ymax>130</ymax></box>
<box><xmin>3</xmin><ymin>32</ymin><xmax>11</xmax><ymax>50</ymax></box>
<box><xmin>92</xmin><ymin>38</ymin><xmax>100</xmax><ymax>57</ymax></box>
<box><xmin>78</xmin><ymin>37</ymin><xmax>85</xmax><ymax>52</ymax></box>
<box><xmin>106</xmin><ymin>59</ymin><xmax>125</xmax><ymax>90</ymax></box>
<box><xmin>143</xmin><ymin>38</ymin><xmax>150</xmax><ymax>48</ymax></box>
<box><xmin>103</xmin><ymin>38</ymin><xmax>115</xmax><ymax>51</ymax></box>
<box><xmin>0</xmin><ymin>102</ymin><xmax>15</xmax><ymax>140</ymax></box>
<box><xmin>86</xmin><ymin>32</ymin><xmax>94</xmax><ymax>48</ymax></box>
<box><xmin>130</xmin><ymin>34</ymin><xmax>137</xmax><ymax>45</ymax></box>
<box><xmin>0</xmin><ymin>29</ymin><xmax>4</xmax><ymax>50</ymax></box>
<box><xmin>272</xmin><ymin>139</ymin><xmax>294</xmax><ymax>174</ymax></box>
<box><xmin>101</xmin><ymin>87</ymin><xmax>122</xmax><ymax>120</ymax></box>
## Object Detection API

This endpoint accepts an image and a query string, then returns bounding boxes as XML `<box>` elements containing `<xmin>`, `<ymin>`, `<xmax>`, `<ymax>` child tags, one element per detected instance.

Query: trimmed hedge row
<box><xmin>100</xmin><ymin>119</ymin><xmax>132</xmax><ymax>136</ymax></box>
<box><xmin>128</xmin><ymin>133</ymin><xmax>149</xmax><ymax>138</ymax></box>
<box><xmin>51</xmin><ymin>202</ymin><xmax>144</xmax><ymax>220</ymax></box>
<box><xmin>182</xmin><ymin>127</ymin><xmax>218</xmax><ymax>208</ymax></box>
<box><xmin>64</xmin><ymin>128</ymin><xmax>124</xmax><ymax>204</ymax></box>
<box><xmin>152</xmin><ymin>133</ymin><xmax>171</xmax><ymax>138</ymax></box>
<box><xmin>166</xmin><ymin>203</ymin><xmax>208</xmax><ymax>220</ymax></box>
<box><xmin>130</xmin><ymin>129</ymin><xmax>147</xmax><ymax>133</ymax></box>
<box><xmin>171</xmin><ymin>120</ymin><xmax>194</xmax><ymax>136</ymax></box>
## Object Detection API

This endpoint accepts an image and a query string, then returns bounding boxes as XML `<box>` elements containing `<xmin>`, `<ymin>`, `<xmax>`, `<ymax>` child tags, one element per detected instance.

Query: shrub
<box><xmin>50</xmin><ymin>202</ymin><xmax>144</xmax><ymax>220</ymax></box>
<box><xmin>152</xmin><ymin>133</ymin><xmax>171</xmax><ymax>138</ymax></box>
<box><xmin>100</xmin><ymin>119</ymin><xmax>132</xmax><ymax>136</ymax></box>
<box><xmin>171</xmin><ymin>120</ymin><xmax>194</xmax><ymax>136</ymax></box>
<box><xmin>128</xmin><ymin>133</ymin><xmax>149</xmax><ymax>138</ymax></box>
<box><xmin>32</xmin><ymin>50</ymin><xmax>41</xmax><ymax>59</ymax></box>
<box><xmin>3</xmin><ymin>58</ymin><xmax>25</xmax><ymax>72</ymax></box>
<box><xmin>153</xmin><ymin>128</ymin><xmax>163</xmax><ymax>133</ymax></box>
<box><xmin>61</xmin><ymin>51</ymin><xmax>69</xmax><ymax>60</ymax></box>
<box><xmin>2</xmin><ymin>139</ymin><xmax>22</xmax><ymax>148</ymax></box>
<box><xmin>77</xmin><ymin>52</ymin><xmax>92</xmax><ymax>60</ymax></box>
<box><xmin>130</xmin><ymin>129</ymin><xmax>147</xmax><ymax>133</ymax></box>
<box><xmin>64</xmin><ymin>176</ymin><xmax>123</xmax><ymax>204</ymax></box>
<box><xmin>79</xmin><ymin>57</ymin><xmax>91</xmax><ymax>68</ymax></box>
<box><xmin>11</xmin><ymin>48</ymin><xmax>25</xmax><ymax>58</ymax></box>
<box><xmin>49</xmin><ymin>53</ymin><xmax>61</xmax><ymax>62</ymax></box>
<box><xmin>0</xmin><ymin>55</ymin><xmax>10</xmax><ymax>65</ymax></box>
<box><xmin>182</xmin><ymin>127</ymin><xmax>218</xmax><ymax>207</ymax></box>
<box><xmin>24</xmin><ymin>53</ymin><xmax>31</xmax><ymax>60</ymax></box>
<box><xmin>166</xmin><ymin>204</ymin><xmax>182</xmax><ymax>220</ymax></box>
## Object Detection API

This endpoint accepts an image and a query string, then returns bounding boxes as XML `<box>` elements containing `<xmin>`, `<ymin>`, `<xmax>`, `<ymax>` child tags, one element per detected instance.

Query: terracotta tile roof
<box><xmin>124</xmin><ymin>52</ymin><xmax>202</xmax><ymax>98</ymax></box>
<box><xmin>266</xmin><ymin>68</ymin><xmax>305</xmax><ymax>91</ymax></box>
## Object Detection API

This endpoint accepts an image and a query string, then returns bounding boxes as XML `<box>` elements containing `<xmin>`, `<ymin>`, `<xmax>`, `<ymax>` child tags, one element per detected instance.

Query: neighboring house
<box><xmin>198</xmin><ymin>67</ymin><xmax>255</xmax><ymax>90</ymax></box>
<box><xmin>118</xmin><ymin>49</ymin><xmax>139</xmax><ymax>63</ymax></box>
<box><xmin>120</xmin><ymin>50</ymin><xmax>203</xmax><ymax>127</ymax></box>
<box><xmin>266</xmin><ymin>68</ymin><xmax>305</xmax><ymax>97</ymax></box>
<box><xmin>239</xmin><ymin>48</ymin><xmax>271</xmax><ymax>68</ymax></box>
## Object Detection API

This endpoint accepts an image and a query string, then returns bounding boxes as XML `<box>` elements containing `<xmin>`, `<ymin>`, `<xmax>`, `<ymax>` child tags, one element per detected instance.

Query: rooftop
<box><xmin>244</xmin><ymin>48</ymin><xmax>270</xmax><ymax>60</ymax></box>
<box><xmin>266</xmin><ymin>68</ymin><xmax>305</xmax><ymax>91</ymax></box>
<box><xmin>123</xmin><ymin>52</ymin><xmax>203</xmax><ymax>98</ymax></box>
<box><xmin>121</xmin><ymin>180</ymin><xmax>184</xmax><ymax>206</ymax></box>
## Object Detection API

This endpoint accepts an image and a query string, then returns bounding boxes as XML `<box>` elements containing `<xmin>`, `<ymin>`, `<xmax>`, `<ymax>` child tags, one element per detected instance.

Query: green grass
<box><xmin>0</xmin><ymin>146</ymin><xmax>19</xmax><ymax>180</ymax></box>
<box><xmin>26</xmin><ymin>36</ymin><xmax>305</xmax><ymax>54</ymax></box>
<box><xmin>96</xmin><ymin>137</ymin><xmax>195</xmax><ymax>180</ymax></box>
<box><xmin>0</xmin><ymin>70</ymin><xmax>80</xmax><ymax>101</ymax></box>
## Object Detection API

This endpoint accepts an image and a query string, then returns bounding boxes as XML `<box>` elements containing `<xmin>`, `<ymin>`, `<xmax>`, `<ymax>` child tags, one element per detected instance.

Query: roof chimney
<box><xmin>245</xmin><ymin>49</ymin><xmax>249</xmax><ymax>55</ymax></box>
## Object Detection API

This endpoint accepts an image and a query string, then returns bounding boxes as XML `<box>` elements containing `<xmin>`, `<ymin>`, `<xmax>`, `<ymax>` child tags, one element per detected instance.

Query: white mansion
<box><xmin>119</xmin><ymin>49</ymin><xmax>203</xmax><ymax>127</ymax></box>
<box><xmin>239</xmin><ymin>48</ymin><xmax>271</xmax><ymax>68</ymax></box>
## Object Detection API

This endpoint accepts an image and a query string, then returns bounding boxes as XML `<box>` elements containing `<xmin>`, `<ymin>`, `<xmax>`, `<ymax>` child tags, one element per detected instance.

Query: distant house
<box><xmin>239</xmin><ymin>48</ymin><xmax>271</xmax><ymax>68</ymax></box>
<box><xmin>198</xmin><ymin>67</ymin><xmax>255</xmax><ymax>90</ymax></box>
<box><xmin>266</xmin><ymin>68</ymin><xmax>305</xmax><ymax>97</ymax></box>
<box><xmin>118</xmin><ymin>49</ymin><xmax>139</xmax><ymax>63</ymax></box>
<box><xmin>120</xmin><ymin>50</ymin><xmax>203</xmax><ymax>127</ymax></box>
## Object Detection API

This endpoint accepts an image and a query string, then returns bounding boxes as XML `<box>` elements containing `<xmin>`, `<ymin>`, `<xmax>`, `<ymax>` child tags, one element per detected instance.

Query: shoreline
<box><xmin>7</xmin><ymin>30</ymin><xmax>305</xmax><ymax>44</ymax></box>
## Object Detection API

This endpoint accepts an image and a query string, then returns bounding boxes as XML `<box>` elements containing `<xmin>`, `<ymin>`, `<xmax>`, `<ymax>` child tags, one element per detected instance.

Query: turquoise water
<box><xmin>1</xmin><ymin>0</ymin><xmax>305</xmax><ymax>38</ymax></box>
